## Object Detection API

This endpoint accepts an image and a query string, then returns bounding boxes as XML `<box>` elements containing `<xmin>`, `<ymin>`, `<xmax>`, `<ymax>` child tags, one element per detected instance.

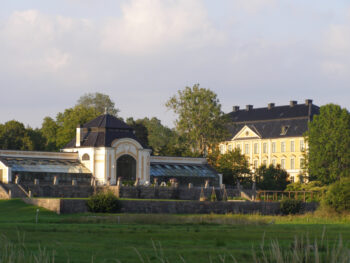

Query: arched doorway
<box><xmin>116</xmin><ymin>154</ymin><xmax>136</xmax><ymax>181</ymax></box>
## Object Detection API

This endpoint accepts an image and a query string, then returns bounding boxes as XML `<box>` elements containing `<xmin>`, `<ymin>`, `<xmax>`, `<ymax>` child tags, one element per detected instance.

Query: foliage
<box><xmin>166</xmin><ymin>84</ymin><xmax>229</xmax><ymax>156</ymax></box>
<box><xmin>255</xmin><ymin>164</ymin><xmax>289</xmax><ymax>190</ymax></box>
<box><xmin>0</xmin><ymin>120</ymin><xmax>42</xmax><ymax>150</ymax></box>
<box><xmin>323</xmin><ymin>178</ymin><xmax>350</xmax><ymax>212</ymax></box>
<box><xmin>76</xmin><ymin>92</ymin><xmax>119</xmax><ymax>116</ymax></box>
<box><xmin>87</xmin><ymin>191</ymin><xmax>120</xmax><ymax>213</ymax></box>
<box><xmin>207</xmin><ymin>148</ymin><xmax>250</xmax><ymax>186</ymax></box>
<box><xmin>40</xmin><ymin>117</ymin><xmax>59</xmax><ymax>151</ymax></box>
<box><xmin>126</xmin><ymin>117</ymin><xmax>149</xmax><ymax>147</ymax></box>
<box><xmin>55</xmin><ymin>105</ymin><xmax>99</xmax><ymax>149</ymax></box>
<box><xmin>306</xmin><ymin>104</ymin><xmax>350</xmax><ymax>185</ymax></box>
<box><xmin>280</xmin><ymin>199</ymin><xmax>303</xmax><ymax>215</ymax></box>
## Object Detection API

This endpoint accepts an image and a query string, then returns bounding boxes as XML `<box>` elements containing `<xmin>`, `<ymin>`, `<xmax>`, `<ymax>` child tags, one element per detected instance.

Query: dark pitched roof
<box><xmin>228</xmin><ymin>103</ymin><xmax>319</xmax><ymax>123</ymax></box>
<box><xmin>226</xmin><ymin>101</ymin><xmax>320</xmax><ymax>139</ymax></box>
<box><xmin>83</xmin><ymin>114</ymin><xmax>132</xmax><ymax>129</ymax></box>
<box><xmin>64</xmin><ymin>114</ymin><xmax>143</xmax><ymax>148</ymax></box>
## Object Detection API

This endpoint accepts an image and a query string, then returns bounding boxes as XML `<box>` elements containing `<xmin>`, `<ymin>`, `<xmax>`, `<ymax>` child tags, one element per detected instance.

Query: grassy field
<box><xmin>0</xmin><ymin>199</ymin><xmax>349</xmax><ymax>262</ymax></box>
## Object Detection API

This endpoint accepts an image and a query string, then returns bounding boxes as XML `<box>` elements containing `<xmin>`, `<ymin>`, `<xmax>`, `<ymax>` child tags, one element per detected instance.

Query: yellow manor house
<box><xmin>220</xmin><ymin>100</ymin><xmax>320</xmax><ymax>182</ymax></box>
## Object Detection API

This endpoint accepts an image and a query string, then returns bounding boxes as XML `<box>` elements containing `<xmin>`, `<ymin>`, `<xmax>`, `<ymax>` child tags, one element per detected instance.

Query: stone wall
<box><xmin>105</xmin><ymin>186</ymin><xmax>242</xmax><ymax>201</ymax></box>
<box><xmin>23</xmin><ymin>198</ymin><xmax>318</xmax><ymax>215</ymax></box>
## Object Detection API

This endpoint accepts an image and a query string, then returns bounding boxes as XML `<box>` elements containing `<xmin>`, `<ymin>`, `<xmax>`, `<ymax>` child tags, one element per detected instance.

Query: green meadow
<box><xmin>0</xmin><ymin>199</ymin><xmax>350</xmax><ymax>262</ymax></box>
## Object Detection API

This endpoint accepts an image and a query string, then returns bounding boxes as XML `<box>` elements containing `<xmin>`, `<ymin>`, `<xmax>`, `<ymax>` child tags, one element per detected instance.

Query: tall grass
<box><xmin>0</xmin><ymin>233</ymin><xmax>55</xmax><ymax>263</ymax></box>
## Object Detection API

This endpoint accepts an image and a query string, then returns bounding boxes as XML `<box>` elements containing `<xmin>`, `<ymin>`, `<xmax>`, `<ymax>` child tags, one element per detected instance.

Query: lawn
<box><xmin>0</xmin><ymin>199</ymin><xmax>349</xmax><ymax>262</ymax></box>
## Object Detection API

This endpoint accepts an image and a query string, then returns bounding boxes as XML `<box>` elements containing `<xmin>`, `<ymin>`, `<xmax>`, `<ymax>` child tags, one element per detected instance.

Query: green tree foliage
<box><xmin>0</xmin><ymin>121</ymin><xmax>35</xmax><ymax>150</ymax></box>
<box><xmin>126</xmin><ymin>117</ymin><xmax>149</xmax><ymax>147</ymax></box>
<box><xmin>26</xmin><ymin>127</ymin><xmax>46</xmax><ymax>151</ymax></box>
<box><xmin>76</xmin><ymin>92</ymin><xmax>119</xmax><ymax>116</ymax></box>
<box><xmin>255</xmin><ymin>164</ymin><xmax>289</xmax><ymax>190</ymax></box>
<box><xmin>207</xmin><ymin>148</ymin><xmax>250</xmax><ymax>185</ymax></box>
<box><xmin>41</xmin><ymin>117</ymin><xmax>59</xmax><ymax>151</ymax></box>
<box><xmin>166</xmin><ymin>84</ymin><xmax>229</xmax><ymax>156</ymax></box>
<box><xmin>306</xmin><ymin>104</ymin><xmax>350</xmax><ymax>185</ymax></box>
<box><xmin>55</xmin><ymin>106</ymin><xmax>99</xmax><ymax>149</ymax></box>
<box><xmin>323</xmin><ymin>178</ymin><xmax>350</xmax><ymax>212</ymax></box>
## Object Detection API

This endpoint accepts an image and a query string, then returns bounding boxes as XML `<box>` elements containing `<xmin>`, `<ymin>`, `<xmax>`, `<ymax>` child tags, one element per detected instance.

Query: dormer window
<box><xmin>280</xmin><ymin>125</ymin><xmax>289</xmax><ymax>135</ymax></box>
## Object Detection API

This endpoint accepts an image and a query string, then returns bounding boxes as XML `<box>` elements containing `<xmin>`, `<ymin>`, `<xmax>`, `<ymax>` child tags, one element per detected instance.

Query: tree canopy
<box><xmin>306</xmin><ymin>104</ymin><xmax>350</xmax><ymax>185</ymax></box>
<box><xmin>76</xmin><ymin>92</ymin><xmax>119</xmax><ymax>116</ymax></box>
<box><xmin>166</xmin><ymin>84</ymin><xmax>229</xmax><ymax>156</ymax></box>
<box><xmin>255</xmin><ymin>164</ymin><xmax>289</xmax><ymax>190</ymax></box>
<box><xmin>207</xmin><ymin>148</ymin><xmax>250</xmax><ymax>185</ymax></box>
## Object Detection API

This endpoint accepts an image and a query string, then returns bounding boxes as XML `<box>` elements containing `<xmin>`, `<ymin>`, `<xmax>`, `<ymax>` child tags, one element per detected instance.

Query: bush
<box><xmin>323</xmin><ymin>179</ymin><xmax>350</xmax><ymax>212</ymax></box>
<box><xmin>280</xmin><ymin>199</ymin><xmax>303</xmax><ymax>215</ymax></box>
<box><xmin>87</xmin><ymin>191</ymin><xmax>120</xmax><ymax>213</ymax></box>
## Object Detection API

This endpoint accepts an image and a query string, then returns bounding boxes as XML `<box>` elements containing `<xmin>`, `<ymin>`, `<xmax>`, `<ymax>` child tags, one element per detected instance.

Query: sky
<box><xmin>1</xmin><ymin>0</ymin><xmax>350</xmax><ymax>128</ymax></box>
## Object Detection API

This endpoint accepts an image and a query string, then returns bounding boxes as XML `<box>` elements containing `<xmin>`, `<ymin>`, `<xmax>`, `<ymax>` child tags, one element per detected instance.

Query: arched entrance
<box><xmin>116</xmin><ymin>154</ymin><xmax>136</xmax><ymax>181</ymax></box>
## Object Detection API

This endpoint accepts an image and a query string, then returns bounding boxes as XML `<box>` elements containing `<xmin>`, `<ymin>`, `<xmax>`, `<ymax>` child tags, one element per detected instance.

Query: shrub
<box><xmin>280</xmin><ymin>199</ymin><xmax>303</xmax><ymax>215</ymax></box>
<box><xmin>323</xmin><ymin>178</ymin><xmax>350</xmax><ymax>212</ymax></box>
<box><xmin>87</xmin><ymin>191</ymin><xmax>120</xmax><ymax>213</ymax></box>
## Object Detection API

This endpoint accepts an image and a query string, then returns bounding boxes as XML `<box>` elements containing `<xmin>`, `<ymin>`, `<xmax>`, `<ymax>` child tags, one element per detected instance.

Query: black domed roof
<box><xmin>83</xmin><ymin>114</ymin><xmax>132</xmax><ymax>130</ymax></box>
<box><xmin>64</xmin><ymin>114</ymin><xmax>143</xmax><ymax>148</ymax></box>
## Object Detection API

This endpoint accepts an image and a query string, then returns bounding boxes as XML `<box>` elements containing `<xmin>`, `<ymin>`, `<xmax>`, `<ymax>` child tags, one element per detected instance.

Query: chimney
<box><xmin>246</xmin><ymin>105</ymin><xmax>253</xmax><ymax>111</ymax></box>
<box><xmin>305</xmin><ymin>99</ymin><xmax>313</xmax><ymax>106</ymax></box>
<box><xmin>268</xmin><ymin>103</ymin><xmax>275</xmax><ymax>110</ymax></box>
<box><xmin>76</xmin><ymin>125</ymin><xmax>82</xmax><ymax>147</ymax></box>
<box><xmin>232</xmin><ymin>106</ymin><xmax>240</xmax><ymax>112</ymax></box>
<box><xmin>290</xmin><ymin>100</ymin><xmax>297</xmax><ymax>107</ymax></box>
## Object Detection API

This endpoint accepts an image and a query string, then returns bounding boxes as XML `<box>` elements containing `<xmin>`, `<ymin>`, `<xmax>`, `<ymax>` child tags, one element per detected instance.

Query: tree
<box><xmin>207</xmin><ymin>148</ymin><xmax>250</xmax><ymax>185</ymax></box>
<box><xmin>41</xmin><ymin>117</ymin><xmax>59</xmax><ymax>151</ymax></box>
<box><xmin>126</xmin><ymin>117</ymin><xmax>149</xmax><ymax>147</ymax></box>
<box><xmin>76</xmin><ymin>92</ymin><xmax>119</xmax><ymax>116</ymax></box>
<box><xmin>166</xmin><ymin>84</ymin><xmax>229</xmax><ymax>156</ymax></box>
<box><xmin>306</xmin><ymin>104</ymin><xmax>350</xmax><ymax>185</ymax></box>
<box><xmin>255</xmin><ymin>164</ymin><xmax>289</xmax><ymax>190</ymax></box>
<box><xmin>55</xmin><ymin>106</ymin><xmax>100</xmax><ymax>149</ymax></box>
<box><xmin>0</xmin><ymin>120</ymin><xmax>32</xmax><ymax>150</ymax></box>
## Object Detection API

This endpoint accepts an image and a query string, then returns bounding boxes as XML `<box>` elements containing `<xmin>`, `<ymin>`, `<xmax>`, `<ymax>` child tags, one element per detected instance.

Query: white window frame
<box><xmin>281</xmin><ymin>142</ymin><xmax>286</xmax><ymax>153</ymax></box>
<box><xmin>290</xmin><ymin>141</ymin><xmax>295</xmax><ymax>152</ymax></box>
<box><xmin>254</xmin><ymin>143</ymin><xmax>259</xmax><ymax>154</ymax></box>
<box><xmin>281</xmin><ymin>158</ymin><xmax>286</xmax><ymax>169</ymax></box>
<box><xmin>263</xmin><ymin>143</ymin><xmax>267</xmax><ymax>153</ymax></box>
<box><xmin>272</xmin><ymin>142</ymin><xmax>276</xmax><ymax>153</ymax></box>
<box><xmin>245</xmin><ymin>143</ymin><xmax>249</xmax><ymax>154</ymax></box>
<box><xmin>300</xmin><ymin>140</ymin><xmax>304</xmax><ymax>151</ymax></box>
<box><xmin>290</xmin><ymin>158</ymin><xmax>295</xmax><ymax>169</ymax></box>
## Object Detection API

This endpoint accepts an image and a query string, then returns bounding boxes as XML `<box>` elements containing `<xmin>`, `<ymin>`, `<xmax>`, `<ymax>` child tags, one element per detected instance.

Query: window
<box><xmin>228</xmin><ymin>144</ymin><xmax>232</xmax><ymax>151</ymax></box>
<box><xmin>272</xmin><ymin>159</ymin><xmax>276</xmax><ymax>166</ymax></box>
<box><xmin>82</xmin><ymin>153</ymin><xmax>90</xmax><ymax>161</ymax></box>
<box><xmin>254</xmin><ymin>143</ymin><xmax>259</xmax><ymax>154</ymax></box>
<box><xmin>245</xmin><ymin>144</ymin><xmax>249</xmax><ymax>154</ymax></box>
<box><xmin>300</xmin><ymin>140</ymin><xmax>304</xmax><ymax>151</ymax></box>
<box><xmin>272</xmin><ymin>142</ymin><xmax>276</xmax><ymax>153</ymax></box>
<box><xmin>220</xmin><ymin>145</ymin><xmax>225</xmax><ymax>154</ymax></box>
<box><xmin>236</xmin><ymin>144</ymin><xmax>241</xmax><ymax>152</ymax></box>
<box><xmin>290</xmin><ymin>176</ymin><xmax>295</xmax><ymax>183</ymax></box>
<box><xmin>281</xmin><ymin>159</ymin><xmax>285</xmax><ymax>169</ymax></box>
<box><xmin>281</xmin><ymin>142</ymin><xmax>285</xmax><ymax>152</ymax></box>
<box><xmin>280</xmin><ymin>125</ymin><xmax>289</xmax><ymax>135</ymax></box>
<box><xmin>300</xmin><ymin>158</ymin><xmax>305</xmax><ymax>169</ymax></box>
<box><xmin>290</xmin><ymin>141</ymin><xmax>295</xmax><ymax>152</ymax></box>
<box><xmin>253</xmin><ymin>160</ymin><xmax>258</xmax><ymax>169</ymax></box>
<box><xmin>263</xmin><ymin>143</ymin><xmax>267</xmax><ymax>153</ymax></box>
<box><xmin>262</xmin><ymin>159</ymin><xmax>267</xmax><ymax>166</ymax></box>
<box><xmin>291</xmin><ymin>158</ymin><xmax>295</xmax><ymax>169</ymax></box>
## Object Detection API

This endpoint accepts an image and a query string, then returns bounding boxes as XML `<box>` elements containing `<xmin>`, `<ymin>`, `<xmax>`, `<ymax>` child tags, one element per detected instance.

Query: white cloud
<box><xmin>100</xmin><ymin>0</ymin><xmax>225</xmax><ymax>54</ymax></box>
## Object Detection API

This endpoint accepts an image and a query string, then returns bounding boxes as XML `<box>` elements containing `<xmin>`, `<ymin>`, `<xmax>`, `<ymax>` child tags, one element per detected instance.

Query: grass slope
<box><xmin>0</xmin><ymin>199</ymin><xmax>349</xmax><ymax>262</ymax></box>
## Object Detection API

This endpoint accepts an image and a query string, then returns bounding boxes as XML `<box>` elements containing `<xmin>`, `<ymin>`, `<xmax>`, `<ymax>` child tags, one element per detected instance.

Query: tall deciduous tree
<box><xmin>207</xmin><ymin>148</ymin><xmax>250</xmax><ymax>185</ymax></box>
<box><xmin>76</xmin><ymin>92</ymin><xmax>119</xmax><ymax>116</ymax></box>
<box><xmin>306</xmin><ymin>104</ymin><xmax>350</xmax><ymax>185</ymax></box>
<box><xmin>0</xmin><ymin>121</ymin><xmax>32</xmax><ymax>150</ymax></box>
<box><xmin>166</xmin><ymin>84</ymin><xmax>229</xmax><ymax>156</ymax></box>
<box><xmin>55</xmin><ymin>106</ymin><xmax>99</xmax><ymax>149</ymax></box>
<box><xmin>41</xmin><ymin>117</ymin><xmax>59</xmax><ymax>151</ymax></box>
<box><xmin>255</xmin><ymin>164</ymin><xmax>289</xmax><ymax>190</ymax></box>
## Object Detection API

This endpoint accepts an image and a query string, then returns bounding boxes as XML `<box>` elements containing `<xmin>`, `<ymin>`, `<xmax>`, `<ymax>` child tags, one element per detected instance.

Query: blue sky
<box><xmin>1</xmin><ymin>0</ymin><xmax>350</xmax><ymax>128</ymax></box>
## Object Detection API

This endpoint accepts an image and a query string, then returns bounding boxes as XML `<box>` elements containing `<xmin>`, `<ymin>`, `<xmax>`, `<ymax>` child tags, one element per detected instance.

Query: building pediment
<box><xmin>232</xmin><ymin>125</ymin><xmax>261</xmax><ymax>141</ymax></box>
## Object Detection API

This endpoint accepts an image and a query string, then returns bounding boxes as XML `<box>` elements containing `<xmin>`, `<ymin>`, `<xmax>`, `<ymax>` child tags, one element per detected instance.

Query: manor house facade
<box><xmin>219</xmin><ymin>100</ymin><xmax>319</xmax><ymax>182</ymax></box>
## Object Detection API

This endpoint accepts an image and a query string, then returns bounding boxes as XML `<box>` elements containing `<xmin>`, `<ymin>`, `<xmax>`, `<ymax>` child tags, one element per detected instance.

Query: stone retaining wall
<box><xmin>104</xmin><ymin>186</ymin><xmax>246</xmax><ymax>201</ymax></box>
<box><xmin>23</xmin><ymin>198</ymin><xmax>318</xmax><ymax>215</ymax></box>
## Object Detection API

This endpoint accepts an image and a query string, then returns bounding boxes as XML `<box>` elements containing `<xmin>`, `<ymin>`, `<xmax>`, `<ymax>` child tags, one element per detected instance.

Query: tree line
<box><xmin>1</xmin><ymin>86</ymin><xmax>349</xmax><ymax>195</ymax></box>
